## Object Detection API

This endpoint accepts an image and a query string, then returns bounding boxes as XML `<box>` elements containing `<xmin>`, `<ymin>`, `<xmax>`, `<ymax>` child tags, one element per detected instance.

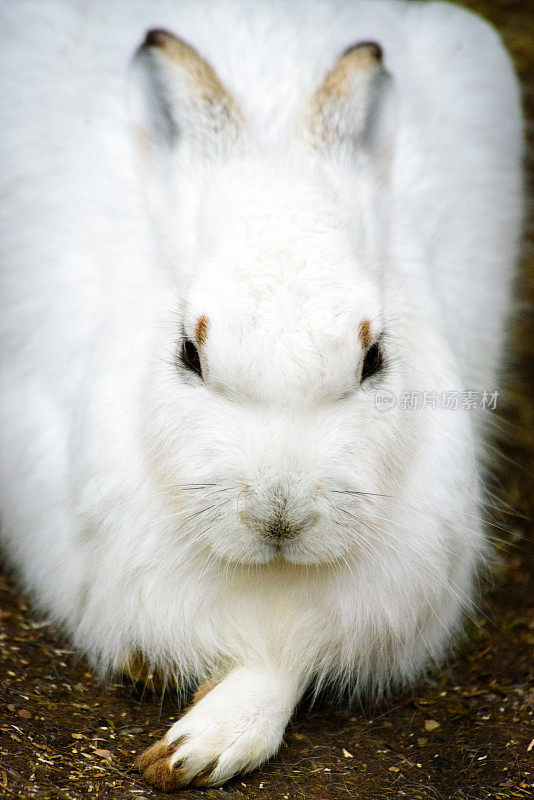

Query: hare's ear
<box><xmin>130</xmin><ymin>29</ymin><xmax>244</xmax><ymax>165</ymax></box>
<box><xmin>306</xmin><ymin>41</ymin><xmax>395</xmax><ymax>173</ymax></box>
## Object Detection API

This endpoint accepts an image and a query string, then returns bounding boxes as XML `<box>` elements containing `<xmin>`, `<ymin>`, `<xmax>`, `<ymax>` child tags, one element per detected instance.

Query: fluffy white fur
<box><xmin>0</xmin><ymin>0</ymin><xmax>523</xmax><ymax>788</ymax></box>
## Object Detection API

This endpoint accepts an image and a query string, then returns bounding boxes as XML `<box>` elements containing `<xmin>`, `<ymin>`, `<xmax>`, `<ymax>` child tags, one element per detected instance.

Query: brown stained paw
<box><xmin>190</xmin><ymin>759</ymin><xmax>220</xmax><ymax>787</ymax></box>
<box><xmin>135</xmin><ymin>739</ymin><xmax>171</xmax><ymax>771</ymax></box>
<box><xmin>135</xmin><ymin>737</ymin><xmax>188</xmax><ymax>791</ymax></box>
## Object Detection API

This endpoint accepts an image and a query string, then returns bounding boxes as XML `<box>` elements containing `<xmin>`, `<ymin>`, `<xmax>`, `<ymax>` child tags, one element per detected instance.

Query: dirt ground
<box><xmin>1</xmin><ymin>1</ymin><xmax>533</xmax><ymax>799</ymax></box>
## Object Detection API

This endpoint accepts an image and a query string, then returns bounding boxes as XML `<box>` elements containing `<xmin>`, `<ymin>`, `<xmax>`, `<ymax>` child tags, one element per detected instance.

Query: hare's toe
<box><xmin>135</xmin><ymin>736</ymin><xmax>189</xmax><ymax>791</ymax></box>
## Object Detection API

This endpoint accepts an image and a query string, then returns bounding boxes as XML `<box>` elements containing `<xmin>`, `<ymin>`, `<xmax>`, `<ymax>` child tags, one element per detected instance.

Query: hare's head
<box><xmin>131</xmin><ymin>30</ymin><xmax>419</xmax><ymax>565</ymax></box>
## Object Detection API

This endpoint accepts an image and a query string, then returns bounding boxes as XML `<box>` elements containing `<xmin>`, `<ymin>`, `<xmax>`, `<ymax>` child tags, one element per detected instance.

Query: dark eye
<box><xmin>180</xmin><ymin>339</ymin><xmax>202</xmax><ymax>379</ymax></box>
<box><xmin>361</xmin><ymin>342</ymin><xmax>384</xmax><ymax>382</ymax></box>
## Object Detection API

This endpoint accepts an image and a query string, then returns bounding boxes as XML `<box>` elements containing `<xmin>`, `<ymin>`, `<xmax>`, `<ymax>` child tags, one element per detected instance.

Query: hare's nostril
<box><xmin>261</xmin><ymin>510</ymin><xmax>320</xmax><ymax>542</ymax></box>
<box><xmin>264</xmin><ymin>514</ymin><xmax>300</xmax><ymax>541</ymax></box>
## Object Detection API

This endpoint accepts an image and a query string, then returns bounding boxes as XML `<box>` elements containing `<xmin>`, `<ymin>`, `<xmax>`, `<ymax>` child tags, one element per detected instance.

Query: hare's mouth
<box><xmin>222</xmin><ymin>533</ymin><xmax>346</xmax><ymax>568</ymax></box>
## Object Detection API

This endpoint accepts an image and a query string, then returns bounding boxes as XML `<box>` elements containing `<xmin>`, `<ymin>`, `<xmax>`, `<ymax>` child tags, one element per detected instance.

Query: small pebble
<box><xmin>424</xmin><ymin>719</ymin><xmax>440</xmax><ymax>732</ymax></box>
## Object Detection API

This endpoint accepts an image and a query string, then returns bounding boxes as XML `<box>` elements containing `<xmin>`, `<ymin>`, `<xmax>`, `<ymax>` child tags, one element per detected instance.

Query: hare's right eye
<box><xmin>180</xmin><ymin>339</ymin><xmax>203</xmax><ymax>379</ymax></box>
<box><xmin>361</xmin><ymin>341</ymin><xmax>384</xmax><ymax>382</ymax></box>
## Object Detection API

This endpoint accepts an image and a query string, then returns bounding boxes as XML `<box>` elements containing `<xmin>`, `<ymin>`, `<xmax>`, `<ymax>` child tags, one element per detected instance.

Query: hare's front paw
<box><xmin>136</xmin><ymin>667</ymin><xmax>296</xmax><ymax>789</ymax></box>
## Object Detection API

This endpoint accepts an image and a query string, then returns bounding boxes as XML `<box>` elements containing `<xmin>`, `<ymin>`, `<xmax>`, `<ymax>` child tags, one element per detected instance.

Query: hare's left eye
<box><xmin>361</xmin><ymin>342</ymin><xmax>384</xmax><ymax>382</ymax></box>
<box><xmin>180</xmin><ymin>339</ymin><xmax>202</xmax><ymax>379</ymax></box>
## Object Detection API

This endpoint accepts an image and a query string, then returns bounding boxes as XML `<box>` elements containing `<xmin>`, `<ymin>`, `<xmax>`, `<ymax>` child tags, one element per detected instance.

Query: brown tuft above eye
<box><xmin>180</xmin><ymin>338</ymin><xmax>203</xmax><ymax>379</ymax></box>
<box><xmin>361</xmin><ymin>341</ymin><xmax>384</xmax><ymax>382</ymax></box>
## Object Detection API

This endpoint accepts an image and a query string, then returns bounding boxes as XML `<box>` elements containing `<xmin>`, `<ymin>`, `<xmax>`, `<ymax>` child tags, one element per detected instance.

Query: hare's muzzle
<box><xmin>239</xmin><ymin>480</ymin><xmax>320</xmax><ymax>545</ymax></box>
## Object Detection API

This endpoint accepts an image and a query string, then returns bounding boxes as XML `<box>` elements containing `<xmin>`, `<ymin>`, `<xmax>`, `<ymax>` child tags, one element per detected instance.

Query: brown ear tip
<box><xmin>143</xmin><ymin>28</ymin><xmax>174</xmax><ymax>49</ymax></box>
<box><xmin>342</xmin><ymin>40</ymin><xmax>383</xmax><ymax>62</ymax></box>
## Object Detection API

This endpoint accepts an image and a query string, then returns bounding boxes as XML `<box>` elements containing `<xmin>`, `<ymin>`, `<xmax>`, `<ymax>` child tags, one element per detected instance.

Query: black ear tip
<box><xmin>343</xmin><ymin>40</ymin><xmax>383</xmax><ymax>61</ymax></box>
<box><xmin>143</xmin><ymin>28</ymin><xmax>173</xmax><ymax>49</ymax></box>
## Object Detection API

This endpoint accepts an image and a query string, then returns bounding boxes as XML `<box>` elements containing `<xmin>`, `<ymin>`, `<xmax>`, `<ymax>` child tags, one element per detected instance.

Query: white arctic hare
<box><xmin>0</xmin><ymin>0</ymin><xmax>523</xmax><ymax>790</ymax></box>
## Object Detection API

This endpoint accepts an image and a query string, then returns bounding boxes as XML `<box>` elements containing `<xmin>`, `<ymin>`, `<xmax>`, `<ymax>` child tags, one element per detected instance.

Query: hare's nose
<box><xmin>262</xmin><ymin>510</ymin><xmax>319</xmax><ymax>542</ymax></box>
<box><xmin>240</xmin><ymin>481</ymin><xmax>319</xmax><ymax>541</ymax></box>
